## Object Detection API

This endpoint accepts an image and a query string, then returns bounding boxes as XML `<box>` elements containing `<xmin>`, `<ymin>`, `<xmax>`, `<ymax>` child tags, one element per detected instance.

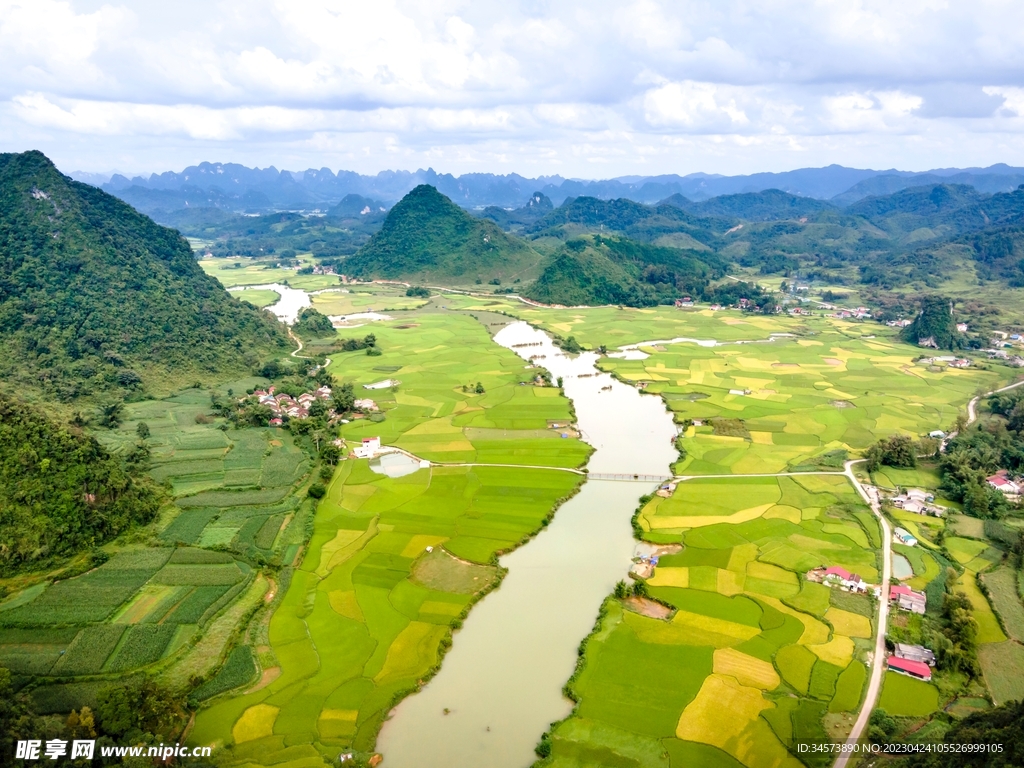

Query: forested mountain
<box><xmin>478</xmin><ymin>191</ymin><xmax>553</xmax><ymax>230</ymax></box>
<box><xmin>343</xmin><ymin>185</ymin><xmax>544</xmax><ymax>281</ymax></box>
<box><xmin>153</xmin><ymin>205</ymin><xmax>384</xmax><ymax>259</ymax></box>
<box><xmin>0</xmin><ymin>395</ymin><xmax>160</xmax><ymax>573</ymax></box>
<box><xmin>529</xmin><ymin>195</ymin><xmax>727</xmax><ymax>249</ymax></box>
<box><xmin>660</xmin><ymin>189</ymin><xmax>835</xmax><ymax>221</ymax></box>
<box><xmin>523</xmin><ymin>235</ymin><xmax>727</xmax><ymax>307</ymax></box>
<box><xmin>0</xmin><ymin>150</ymin><xmax>288</xmax><ymax>401</ymax></box>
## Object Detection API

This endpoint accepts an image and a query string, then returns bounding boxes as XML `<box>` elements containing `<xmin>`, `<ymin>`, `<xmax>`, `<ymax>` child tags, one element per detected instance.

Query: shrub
<box><xmin>308</xmin><ymin>483</ymin><xmax>326</xmax><ymax>499</ymax></box>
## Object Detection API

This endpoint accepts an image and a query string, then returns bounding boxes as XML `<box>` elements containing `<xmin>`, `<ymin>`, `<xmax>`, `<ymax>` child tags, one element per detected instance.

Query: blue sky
<box><xmin>3</xmin><ymin>0</ymin><xmax>1024</xmax><ymax>177</ymax></box>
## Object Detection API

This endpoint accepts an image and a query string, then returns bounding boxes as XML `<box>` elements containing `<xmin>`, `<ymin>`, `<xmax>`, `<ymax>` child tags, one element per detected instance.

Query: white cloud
<box><xmin>3</xmin><ymin>0</ymin><xmax>1024</xmax><ymax>175</ymax></box>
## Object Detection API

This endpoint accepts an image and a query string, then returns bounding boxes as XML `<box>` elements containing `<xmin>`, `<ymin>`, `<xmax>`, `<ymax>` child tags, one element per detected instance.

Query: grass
<box><xmin>955</xmin><ymin>571</ymin><xmax>1007</xmax><ymax>644</ymax></box>
<box><xmin>877</xmin><ymin>671</ymin><xmax>940</xmax><ymax>717</ymax></box>
<box><xmin>235</xmin><ymin>288</ymin><xmax>280</xmax><ymax>308</ymax></box>
<box><xmin>978</xmin><ymin>640</ymin><xmax>1024</xmax><ymax>705</ymax></box>
<box><xmin>589</xmin><ymin>319</ymin><xmax>1002</xmax><ymax>476</ymax></box>
<box><xmin>980</xmin><ymin>566</ymin><xmax>1024</xmax><ymax>642</ymax></box>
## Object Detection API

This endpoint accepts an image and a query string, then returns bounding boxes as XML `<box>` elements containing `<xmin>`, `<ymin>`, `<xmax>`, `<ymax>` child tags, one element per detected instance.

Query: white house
<box><xmin>364</xmin><ymin>379</ymin><xmax>398</xmax><ymax>390</ymax></box>
<box><xmin>354</xmin><ymin>436</ymin><xmax>382</xmax><ymax>459</ymax></box>
<box><xmin>893</xmin><ymin>527</ymin><xmax>918</xmax><ymax>546</ymax></box>
<box><xmin>987</xmin><ymin>474</ymin><xmax>1020</xmax><ymax>495</ymax></box>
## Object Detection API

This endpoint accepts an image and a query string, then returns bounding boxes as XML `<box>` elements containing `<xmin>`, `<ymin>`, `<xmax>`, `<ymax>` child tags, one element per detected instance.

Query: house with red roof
<box><xmin>986</xmin><ymin>472</ymin><xmax>1020</xmax><ymax>495</ymax></box>
<box><xmin>887</xmin><ymin>655</ymin><xmax>932</xmax><ymax>681</ymax></box>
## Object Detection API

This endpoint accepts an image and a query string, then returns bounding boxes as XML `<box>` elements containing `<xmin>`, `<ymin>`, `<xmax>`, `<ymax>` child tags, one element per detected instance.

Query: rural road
<box><xmin>966</xmin><ymin>378</ymin><xmax>1024</xmax><ymax>426</ymax></box>
<box><xmin>835</xmin><ymin>459</ymin><xmax>891</xmax><ymax>768</ymax></box>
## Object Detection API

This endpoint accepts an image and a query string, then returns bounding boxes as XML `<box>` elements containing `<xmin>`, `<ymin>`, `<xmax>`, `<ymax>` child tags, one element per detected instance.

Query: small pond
<box><xmin>369</xmin><ymin>452</ymin><xmax>424</xmax><ymax>478</ymax></box>
<box><xmin>892</xmin><ymin>552</ymin><xmax>914</xmax><ymax>580</ymax></box>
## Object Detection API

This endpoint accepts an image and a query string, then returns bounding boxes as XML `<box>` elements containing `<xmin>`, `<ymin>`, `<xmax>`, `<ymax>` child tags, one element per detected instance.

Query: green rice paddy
<box><xmin>597</xmin><ymin>326</ymin><xmax>999</xmax><ymax>476</ymax></box>
<box><xmin>236</xmin><ymin>288</ymin><xmax>282</xmax><ymax>308</ymax></box>
<box><xmin>189</xmin><ymin>309</ymin><xmax>590</xmax><ymax>763</ymax></box>
<box><xmin>522</xmin><ymin>306</ymin><xmax>1014</xmax><ymax>768</ymax></box>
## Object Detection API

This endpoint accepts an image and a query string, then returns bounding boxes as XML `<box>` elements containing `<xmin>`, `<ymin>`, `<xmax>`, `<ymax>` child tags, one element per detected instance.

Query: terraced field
<box><xmin>0</xmin><ymin>548</ymin><xmax>253</xmax><ymax>681</ymax></box>
<box><xmin>189</xmin><ymin>309</ymin><xmax>591</xmax><ymax>763</ymax></box>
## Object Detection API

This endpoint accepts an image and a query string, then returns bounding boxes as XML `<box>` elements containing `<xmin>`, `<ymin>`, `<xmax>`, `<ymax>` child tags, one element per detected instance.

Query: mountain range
<box><xmin>70</xmin><ymin>162</ymin><xmax>1024</xmax><ymax>214</ymax></box>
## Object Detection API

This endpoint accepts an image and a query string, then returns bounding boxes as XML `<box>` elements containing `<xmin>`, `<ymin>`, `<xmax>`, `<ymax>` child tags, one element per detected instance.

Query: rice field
<box><xmin>594</xmin><ymin>326</ymin><xmax>1000</xmax><ymax>476</ymax></box>
<box><xmin>189</xmin><ymin>309</ymin><xmax>591</xmax><ymax>763</ymax></box>
<box><xmin>544</xmin><ymin>474</ymin><xmax>878</xmax><ymax>767</ymax></box>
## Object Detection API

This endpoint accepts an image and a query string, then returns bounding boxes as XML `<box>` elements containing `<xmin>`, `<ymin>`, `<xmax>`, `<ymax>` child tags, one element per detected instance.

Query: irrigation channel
<box><xmin>376</xmin><ymin>321</ymin><xmax>679</xmax><ymax>768</ymax></box>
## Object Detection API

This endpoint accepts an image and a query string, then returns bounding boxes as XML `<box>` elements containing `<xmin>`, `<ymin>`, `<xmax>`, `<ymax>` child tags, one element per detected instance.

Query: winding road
<box><xmin>834</xmin><ymin>460</ymin><xmax>891</xmax><ymax>768</ymax></box>
<box><xmin>835</xmin><ymin>374</ymin><xmax>1023</xmax><ymax>766</ymax></box>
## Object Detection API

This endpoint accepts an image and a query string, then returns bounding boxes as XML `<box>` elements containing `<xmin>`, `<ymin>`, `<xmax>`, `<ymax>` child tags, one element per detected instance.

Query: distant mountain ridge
<box><xmin>67</xmin><ymin>161</ymin><xmax>1024</xmax><ymax>214</ymax></box>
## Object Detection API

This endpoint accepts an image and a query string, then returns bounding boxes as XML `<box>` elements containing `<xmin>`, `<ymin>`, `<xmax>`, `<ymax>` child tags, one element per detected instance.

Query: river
<box><xmin>376</xmin><ymin>321</ymin><xmax>679</xmax><ymax>768</ymax></box>
<box><xmin>228</xmin><ymin>282</ymin><xmax>310</xmax><ymax>324</ymax></box>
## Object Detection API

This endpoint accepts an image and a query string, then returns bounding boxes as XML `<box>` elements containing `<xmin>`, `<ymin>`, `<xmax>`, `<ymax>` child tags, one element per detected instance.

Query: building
<box><xmin>894</xmin><ymin>643</ymin><xmax>936</xmax><ymax>667</ymax></box>
<box><xmin>893</xmin><ymin>527</ymin><xmax>918</xmax><ymax>546</ymax></box>
<box><xmin>808</xmin><ymin>566</ymin><xmax>868</xmax><ymax>593</ymax></box>
<box><xmin>354</xmin><ymin>436</ymin><xmax>382</xmax><ymax>459</ymax></box>
<box><xmin>364</xmin><ymin>379</ymin><xmax>398</xmax><ymax>390</ymax></box>
<box><xmin>987</xmin><ymin>473</ymin><xmax>1020</xmax><ymax>495</ymax></box>
<box><xmin>889</xmin><ymin>584</ymin><xmax>927</xmax><ymax>614</ymax></box>
<box><xmin>888</xmin><ymin>656</ymin><xmax>932</xmax><ymax>681</ymax></box>
<box><xmin>928</xmin><ymin>430</ymin><xmax>946</xmax><ymax>439</ymax></box>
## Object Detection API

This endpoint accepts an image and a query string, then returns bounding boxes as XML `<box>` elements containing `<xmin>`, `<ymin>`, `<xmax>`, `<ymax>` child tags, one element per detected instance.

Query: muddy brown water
<box><xmin>376</xmin><ymin>321</ymin><xmax>679</xmax><ymax>768</ymax></box>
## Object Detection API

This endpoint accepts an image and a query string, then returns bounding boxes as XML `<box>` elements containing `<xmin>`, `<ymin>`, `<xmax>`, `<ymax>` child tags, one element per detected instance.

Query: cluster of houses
<box><xmin>889</xmin><ymin>488</ymin><xmax>946</xmax><ymax>517</ymax></box>
<box><xmin>829</xmin><ymin>307</ymin><xmax>872</xmax><ymax>320</ymax></box>
<box><xmin>983</xmin><ymin>348</ymin><xmax>1024</xmax><ymax>366</ymax></box>
<box><xmin>918</xmin><ymin>355</ymin><xmax>972</xmax><ymax>368</ymax></box>
<box><xmin>249</xmin><ymin>385</ymin><xmax>333</xmax><ymax>427</ymax></box>
<box><xmin>986</xmin><ymin>470</ymin><xmax>1022</xmax><ymax>496</ymax></box>
<box><xmin>889</xmin><ymin>584</ymin><xmax>927</xmax><ymax>614</ymax></box>
<box><xmin>887</xmin><ymin>642</ymin><xmax>936</xmax><ymax>682</ymax></box>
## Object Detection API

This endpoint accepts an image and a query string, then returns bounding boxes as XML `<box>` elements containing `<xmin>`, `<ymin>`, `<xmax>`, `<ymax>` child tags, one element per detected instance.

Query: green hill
<box><xmin>523</xmin><ymin>234</ymin><xmax>727</xmax><ymax>307</ymax></box>
<box><xmin>901</xmin><ymin>295</ymin><xmax>964</xmax><ymax>349</ymax></box>
<box><xmin>0</xmin><ymin>395</ymin><xmax>160</xmax><ymax>573</ymax></box>
<box><xmin>343</xmin><ymin>185</ymin><xmax>544</xmax><ymax>282</ymax></box>
<box><xmin>0</xmin><ymin>150</ymin><xmax>288</xmax><ymax>401</ymax></box>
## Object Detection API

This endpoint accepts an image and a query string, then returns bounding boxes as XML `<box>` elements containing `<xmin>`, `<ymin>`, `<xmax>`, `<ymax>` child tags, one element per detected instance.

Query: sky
<box><xmin>3</xmin><ymin>0</ymin><xmax>1024</xmax><ymax>179</ymax></box>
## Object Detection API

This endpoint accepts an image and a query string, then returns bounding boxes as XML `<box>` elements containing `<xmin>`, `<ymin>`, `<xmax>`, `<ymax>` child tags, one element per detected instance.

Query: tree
<box><xmin>98</xmin><ymin>400</ymin><xmax>124</xmax><ymax>429</ymax></box>
<box><xmin>96</xmin><ymin>678</ymin><xmax>185</xmax><ymax>742</ymax></box>
<box><xmin>474</xmin><ymin>382</ymin><xmax>485</xmax><ymax>394</ymax></box>
<box><xmin>308</xmin><ymin>483</ymin><xmax>326</xmax><ymax>499</ymax></box>
<box><xmin>332</xmin><ymin>382</ymin><xmax>355</xmax><ymax>413</ymax></box>
<box><xmin>0</xmin><ymin>667</ymin><xmax>41</xmax><ymax>766</ymax></box>
<box><xmin>614</xmin><ymin>580</ymin><xmax>628</xmax><ymax>598</ymax></box>
<box><xmin>135</xmin><ymin>421</ymin><xmax>150</xmax><ymax>439</ymax></box>
<box><xmin>865</xmin><ymin>434</ymin><xmax>917</xmax><ymax>471</ymax></box>
<box><xmin>321</xmin><ymin>443</ymin><xmax>343</xmax><ymax>465</ymax></box>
